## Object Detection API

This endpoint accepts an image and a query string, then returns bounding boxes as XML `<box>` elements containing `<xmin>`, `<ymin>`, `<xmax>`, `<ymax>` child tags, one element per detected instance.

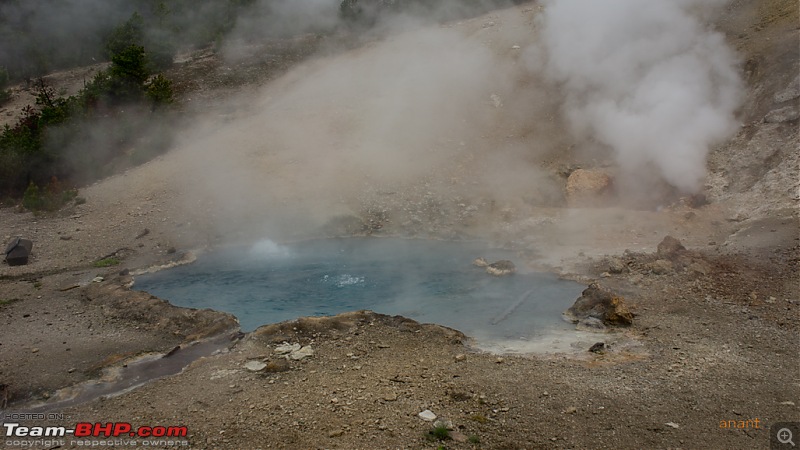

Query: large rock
<box><xmin>564</xmin><ymin>283</ymin><xmax>633</xmax><ymax>327</ymax></box>
<box><xmin>565</xmin><ymin>169</ymin><xmax>612</xmax><ymax>206</ymax></box>
<box><xmin>4</xmin><ymin>237</ymin><xmax>33</xmax><ymax>266</ymax></box>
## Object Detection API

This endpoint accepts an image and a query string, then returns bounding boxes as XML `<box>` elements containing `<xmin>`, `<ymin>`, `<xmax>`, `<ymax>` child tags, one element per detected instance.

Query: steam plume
<box><xmin>529</xmin><ymin>0</ymin><xmax>743</xmax><ymax>193</ymax></box>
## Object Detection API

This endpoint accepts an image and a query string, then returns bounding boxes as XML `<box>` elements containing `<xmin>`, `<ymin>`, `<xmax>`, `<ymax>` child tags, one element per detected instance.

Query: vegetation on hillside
<box><xmin>0</xmin><ymin>40</ymin><xmax>173</xmax><ymax>206</ymax></box>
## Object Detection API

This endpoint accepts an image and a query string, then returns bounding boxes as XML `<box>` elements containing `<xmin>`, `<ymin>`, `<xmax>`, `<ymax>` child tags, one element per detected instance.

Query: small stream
<box><xmin>18</xmin><ymin>333</ymin><xmax>240</xmax><ymax>414</ymax></box>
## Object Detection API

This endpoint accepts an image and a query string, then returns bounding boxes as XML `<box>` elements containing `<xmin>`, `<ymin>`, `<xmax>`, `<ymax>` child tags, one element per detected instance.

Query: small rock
<box><xmin>264</xmin><ymin>360</ymin><xmax>290</xmax><ymax>373</ymax></box>
<box><xmin>665</xmin><ymin>422</ymin><xmax>680</xmax><ymax>429</ymax></box>
<box><xmin>588</xmin><ymin>342</ymin><xmax>606</xmax><ymax>353</ymax></box>
<box><xmin>495</xmin><ymin>357</ymin><xmax>505</xmax><ymax>364</ymax></box>
<box><xmin>454</xmin><ymin>354</ymin><xmax>466</xmax><ymax>362</ymax></box>
<box><xmin>608</xmin><ymin>257</ymin><xmax>626</xmax><ymax>274</ymax></box>
<box><xmin>274</xmin><ymin>342</ymin><xmax>301</xmax><ymax>355</ymax></box>
<box><xmin>382</xmin><ymin>393</ymin><xmax>398</xmax><ymax>402</ymax></box>
<box><xmin>563</xmin><ymin>407</ymin><xmax>577</xmax><ymax>414</ymax></box>
<box><xmin>687</xmin><ymin>261</ymin><xmax>711</xmax><ymax>276</ymax></box>
<box><xmin>656</xmin><ymin>235</ymin><xmax>686</xmax><ymax>258</ymax></box>
<box><xmin>780</xmin><ymin>401</ymin><xmax>795</xmax><ymax>406</ymax></box>
<box><xmin>648</xmin><ymin>259</ymin><xmax>673</xmax><ymax>275</ymax></box>
<box><xmin>135</xmin><ymin>228</ymin><xmax>150</xmax><ymax>239</ymax></box>
<box><xmin>244</xmin><ymin>361</ymin><xmax>267</xmax><ymax>372</ymax></box>
<box><xmin>92</xmin><ymin>276</ymin><xmax>104</xmax><ymax>283</ymax></box>
<box><xmin>418</xmin><ymin>410</ymin><xmax>437</xmax><ymax>422</ymax></box>
<box><xmin>472</xmin><ymin>257</ymin><xmax>489</xmax><ymax>267</ymax></box>
<box><xmin>59</xmin><ymin>235</ymin><xmax>72</xmax><ymax>241</ymax></box>
<box><xmin>450</xmin><ymin>431</ymin><xmax>468</xmax><ymax>443</ymax></box>
<box><xmin>328</xmin><ymin>429</ymin><xmax>344</xmax><ymax>438</ymax></box>
<box><xmin>289</xmin><ymin>346</ymin><xmax>314</xmax><ymax>360</ymax></box>
<box><xmin>31</xmin><ymin>348</ymin><xmax>39</xmax><ymax>353</ymax></box>
<box><xmin>511</xmin><ymin>45</ymin><xmax>521</xmax><ymax>49</ymax></box>
<box><xmin>486</xmin><ymin>260</ymin><xmax>516</xmax><ymax>276</ymax></box>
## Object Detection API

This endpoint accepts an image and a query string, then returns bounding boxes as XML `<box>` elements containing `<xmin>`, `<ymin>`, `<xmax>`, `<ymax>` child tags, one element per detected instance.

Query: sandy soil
<box><xmin>1</xmin><ymin>2</ymin><xmax>798</xmax><ymax>449</ymax></box>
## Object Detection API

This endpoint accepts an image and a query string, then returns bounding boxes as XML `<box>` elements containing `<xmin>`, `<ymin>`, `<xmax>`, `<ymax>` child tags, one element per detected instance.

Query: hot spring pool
<box><xmin>134</xmin><ymin>238</ymin><xmax>585</xmax><ymax>351</ymax></box>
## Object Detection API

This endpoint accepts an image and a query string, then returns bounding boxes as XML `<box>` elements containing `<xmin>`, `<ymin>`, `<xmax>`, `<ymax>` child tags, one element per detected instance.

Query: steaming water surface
<box><xmin>135</xmin><ymin>238</ymin><xmax>585</xmax><ymax>350</ymax></box>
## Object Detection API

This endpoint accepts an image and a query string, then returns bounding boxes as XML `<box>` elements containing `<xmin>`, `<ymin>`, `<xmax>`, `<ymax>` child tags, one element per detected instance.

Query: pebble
<box><xmin>454</xmin><ymin>354</ymin><xmax>466</xmax><ymax>362</ymax></box>
<box><xmin>418</xmin><ymin>410</ymin><xmax>437</xmax><ymax>422</ymax></box>
<box><xmin>665</xmin><ymin>422</ymin><xmax>680</xmax><ymax>429</ymax></box>
<box><xmin>563</xmin><ymin>407</ymin><xmax>577</xmax><ymax>414</ymax></box>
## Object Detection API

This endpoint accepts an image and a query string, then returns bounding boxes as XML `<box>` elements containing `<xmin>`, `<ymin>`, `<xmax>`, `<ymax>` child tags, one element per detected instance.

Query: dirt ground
<box><xmin>1</xmin><ymin>1</ymin><xmax>798</xmax><ymax>449</ymax></box>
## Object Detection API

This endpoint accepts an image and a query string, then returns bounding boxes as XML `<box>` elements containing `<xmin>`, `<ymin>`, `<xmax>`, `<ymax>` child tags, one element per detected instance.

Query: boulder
<box><xmin>564</xmin><ymin>283</ymin><xmax>633</xmax><ymax>326</ymax></box>
<box><xmin>4</xmin><ymin>237</ymin><xmax>33</xmax><ymax>266</ymax></box>
<box><xmin>565</xmin><ymin>169</ymin><xmax>612</xmax><ymax>206</ymax></box>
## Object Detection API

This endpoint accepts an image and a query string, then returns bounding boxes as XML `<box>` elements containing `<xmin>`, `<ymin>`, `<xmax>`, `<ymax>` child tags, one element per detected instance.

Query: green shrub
<box><xmin>426</xmin><ymin>425</ymin><xmax>451</xmax><ymax>441</ymax></box>
<box><xmin>146</xmin><ymin>74</ymin><xmax>174</xmax><ymax>109</ymax></box>
<box><xmin>94</xmin><ymin>257</ymin><xmax>121</xmax><ymax>268</ymax></box>
<box><xmin>108</xmin><ymin>45</ymin><xmax>149</xmax><ymax>103</ymax></box>
<box><xmin>22</xmin><ymin>179</ymin><xmax>78</xmax><ymax>212</ymax></box>
<box><xmin>22</xmin><ymin>182</ymin><xmax>44</xmax><ymax>211</ymax></box>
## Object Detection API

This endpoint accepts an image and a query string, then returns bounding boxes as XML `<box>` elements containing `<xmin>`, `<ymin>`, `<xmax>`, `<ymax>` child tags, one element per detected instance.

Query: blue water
<box><xmin>134</xmin><ymin>238</ymin><xmax>584</xmax><ymax>343</ymax></box>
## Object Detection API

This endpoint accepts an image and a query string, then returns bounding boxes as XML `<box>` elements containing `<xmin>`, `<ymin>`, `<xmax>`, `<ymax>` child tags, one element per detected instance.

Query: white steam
<box><xmin>529</xmin><ymin>0</ymin><xmax>743</xmax><ymax>193</ymax></box>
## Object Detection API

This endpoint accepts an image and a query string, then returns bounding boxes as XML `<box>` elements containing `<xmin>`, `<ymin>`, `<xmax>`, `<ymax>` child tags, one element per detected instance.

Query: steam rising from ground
<box><xmin>156</xmin><ymin>2</ymin><xmax>745</xmax><ymax>241</ymax></box>
<box><xmin>176</xmin><ymin>20</ymin><xmax>546</xmax><ymax>238</ymax></box>
<box><xmin>528</xmin><ymin>0</ymin><xmax>743</xmax><ymax>193</ymax></box>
